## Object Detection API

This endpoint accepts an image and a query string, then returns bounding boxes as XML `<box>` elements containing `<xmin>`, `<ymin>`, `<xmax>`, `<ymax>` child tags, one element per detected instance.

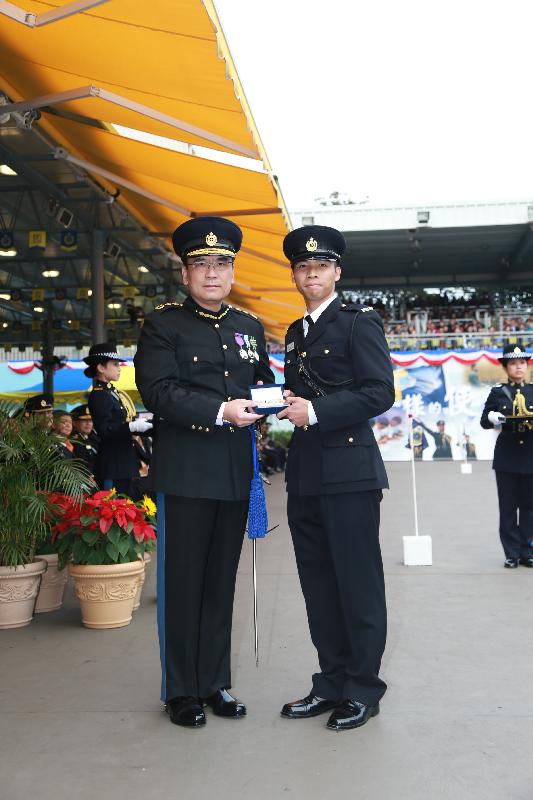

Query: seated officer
<box><xmin>480</xmin><ymin>344</ymin><xmax>533</xmax><ymax>568</ymax></box>
<box><xmin>71</xmin><ymin>404</ymin><xmax>99</xmax><ymax>474</ymax></box>
<box><xmin>20</xmin><ymin>393</ymin><xmax>54</xmax><ymax>427</ymax></box>
<box><xmin>52</xmin><ymin>410</ymin><xmax>75</xmax><ymax>459</ymax></box>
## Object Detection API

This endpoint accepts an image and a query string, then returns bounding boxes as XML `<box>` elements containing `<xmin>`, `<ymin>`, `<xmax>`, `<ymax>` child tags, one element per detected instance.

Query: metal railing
<box><xmin>386</xmin><ymin>331</ymin><xmax>533</xmax><ymax>351</ymax></box>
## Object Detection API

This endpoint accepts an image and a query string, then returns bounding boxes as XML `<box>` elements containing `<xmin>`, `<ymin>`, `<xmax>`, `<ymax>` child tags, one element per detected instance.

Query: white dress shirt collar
<box><xmin>303</xmin><ymin>293</ymin><xmax>338</xmax><ymax>336</ymax></box>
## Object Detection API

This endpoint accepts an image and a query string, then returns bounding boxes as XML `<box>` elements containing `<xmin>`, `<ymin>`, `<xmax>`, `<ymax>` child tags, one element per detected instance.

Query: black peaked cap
<box><xmin>283</xmin><ymin>225</ymin><xmax>346</xmax><ymax>264</ymax></box>
<box><xmin>172</xmin><ymin>216</ymin><xmax>242</xmax><ymax>261</ymax></box>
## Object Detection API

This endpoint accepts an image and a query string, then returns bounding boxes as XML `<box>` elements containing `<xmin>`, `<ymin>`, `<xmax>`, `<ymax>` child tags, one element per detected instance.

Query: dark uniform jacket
<box><xmin>71</xmin><ymin>431</ymin><xmax>99</xmax><ymax>473</ymax></box>
<box><xmin>88</xmin><ymin>380</ymin><xmax>138</xmax><ymax>481</ymax></box>
<box><xmin>480</xmin><ymin>382</ymin><xmax>533</xmax><ymax>474</ymax></box>
<box><xmin>134</xmin><ymin>296</ymin><xmax>274</xmax><ymax>501</ymax></box>
<box><xmin>283</xmin><ymin>297</ymin><xmax>395</xmax><ymax>495</ymax></box>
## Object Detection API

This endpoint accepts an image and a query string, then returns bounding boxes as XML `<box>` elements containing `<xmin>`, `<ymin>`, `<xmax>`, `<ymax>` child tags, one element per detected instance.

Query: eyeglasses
<box><xmin>186</xmin><ymin>259</ymin><xmax>234</xmax><ymax>273</ymax></box>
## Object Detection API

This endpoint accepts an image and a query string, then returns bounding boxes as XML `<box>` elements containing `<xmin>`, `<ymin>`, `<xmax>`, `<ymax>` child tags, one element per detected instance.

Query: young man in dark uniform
<box><xmin>85</xmin><ymin>344</ymin><xmax>152</xmax><ymax>494</ymax></box>
<box><xmin>70</xmin><ymin>404</ymin><xmax>99</xmax><ymax>475</ymax></box>
<box><xmin>277</xmin><ymin>225</ymin><xmax>395</xmax><ymax>732</ymax></box>
<box><xmin>480</xmin><ymin>344</ymin><xmax>533</xmax><ymax>568</ymax></box>
<box><xmin>134</xmin><ymin>217</ymin><xmax>274</xmax><ymax>729</ymax></box>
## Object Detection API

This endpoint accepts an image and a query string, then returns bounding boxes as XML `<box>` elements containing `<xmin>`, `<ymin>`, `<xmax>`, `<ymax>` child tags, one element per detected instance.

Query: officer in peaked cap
<box><xmin>70</xmin><ymin>404</ymin><xmax>99</xmax><ymax>475</ymax></box>
<box><xmin>277</xmin><ymin>224</ymin><xmax>395</xmax><ymax>732</ymax></box>
<box><xmin>21</xmin><ymin>393</ymin><xmax>54</xmax><ymax>427</ymax></box>
<box><xmin>135</xmin><ymin>216</ymin><xmax>274</xmax><ymax>729</ymax></box>
<box><xmin>481</xmin><ymin>343</ymin><xmax>533</xmax><ymax>568</ymax></box>
<box><xmin>85</xmin><ymin>343</ymin><xmax>152</xmax><ymax>494</ymax></box>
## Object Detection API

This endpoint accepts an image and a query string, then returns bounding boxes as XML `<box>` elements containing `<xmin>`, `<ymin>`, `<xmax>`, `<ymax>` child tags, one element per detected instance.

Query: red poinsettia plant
<box><xmin>49</xmin><ymin>490</ymin><xmax>157</xmax><ymax>569</ymax></box>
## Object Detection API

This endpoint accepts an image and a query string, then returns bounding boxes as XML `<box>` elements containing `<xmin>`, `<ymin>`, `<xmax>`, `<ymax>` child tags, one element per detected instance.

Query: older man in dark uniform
<box><xmin>20</xmin><ymin>393</ymin><xmax>54</xmax><ymax>427</ymax></box>
<box><xmin>480</xmin><ymin>344</ymin><xmax>533</xmax><ymax>568</ymax></box>
<box><xmin>134</xmin><ymin>217</ymin><xmax>274</xmax><ymax>729</ymax></box>
<box><xmin>278</xmin><ymin>225</ymin><xmax>395</xmax><ymax>732</ymax></box>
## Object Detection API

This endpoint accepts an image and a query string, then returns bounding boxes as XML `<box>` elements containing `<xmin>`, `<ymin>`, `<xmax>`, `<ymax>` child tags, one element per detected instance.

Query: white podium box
<box><xmin>403</xmin><ymin>535</ymin><xmax>432</xmax><ymax>566</ymax></box>
<box><xmin>460</xmin><ymin>463</ymin><xmax>472</xmax><ymax>474</ymax></box>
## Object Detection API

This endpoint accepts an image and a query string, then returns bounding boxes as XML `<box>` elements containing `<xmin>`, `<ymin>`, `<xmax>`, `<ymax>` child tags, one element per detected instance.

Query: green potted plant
<box><xmin>0</xmin><ymin>400</ymin><xmax>93</xmax><ymax>629</ymax></box>
<box><xmin>50</xmin><ymin>489</ymin><xmax>156</xmax><ymax>629</ymax></box>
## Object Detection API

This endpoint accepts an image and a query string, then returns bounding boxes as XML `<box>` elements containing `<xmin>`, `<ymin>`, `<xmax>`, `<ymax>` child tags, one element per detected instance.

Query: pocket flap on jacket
<box><xmin>322</xmin><ymin>426</ymin><xmax>375</xmax><ymax>448</ymax></box>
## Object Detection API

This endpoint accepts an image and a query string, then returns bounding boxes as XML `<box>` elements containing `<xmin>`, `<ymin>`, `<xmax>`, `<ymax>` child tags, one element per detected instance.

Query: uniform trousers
<box><xmin>288</xmin><ymin>490</ymin><xmax>387</xmax><ymax>707</ymax></box>
<box><xmin>157</xmin><ymin>494</ymin><xmax>248</xmax><ymax>702</ymax></box>
<box><xmin>495</xmin><ymin>472</ymin><xmax>533</xmax><ymax>559</ymax></box>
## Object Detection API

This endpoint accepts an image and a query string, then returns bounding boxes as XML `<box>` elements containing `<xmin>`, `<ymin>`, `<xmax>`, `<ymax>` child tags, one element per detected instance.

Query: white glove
<box><xmin>129</xmin><ymin>419</ymin><xmax>153</xmax><ymax>433</ymax></box>
<box><xmin>488</xmin><ymin>411</ymin><xmax>506</xmax><ymax>426</ymax></box>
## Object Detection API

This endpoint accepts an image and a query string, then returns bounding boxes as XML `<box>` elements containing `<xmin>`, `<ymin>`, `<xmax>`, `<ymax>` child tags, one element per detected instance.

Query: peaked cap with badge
<box><xmin>22</xmin><ymin>393</ymin><xmax>54</xmax><ymax>415</ymax></box>
<box><xmin>283</xmin><ymin>225</ymin><xmax>346</xmax><ymax>265</ymax></box>
<box><xmin>71</xmin><ymin>404</ymin><xmax>92</xmax><ymax>420</ymax></box>
<box><xmin>172</xmin><ymin>216</ymin><xmax>243</xmax><ymax>261</ymax></box>
<box><xmin>498</xmin><ymin>344</ymin><xmax>531</xmax><ymax>363</ymax></box>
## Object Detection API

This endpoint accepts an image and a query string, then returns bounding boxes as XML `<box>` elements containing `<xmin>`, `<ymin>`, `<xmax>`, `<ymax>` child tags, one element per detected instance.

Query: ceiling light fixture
<box><xmin>107</xmin><ymin>302</ymin><xmax>121</xmax><ymax>309</ymax></box>
<box><xmin>33</xmin><ymin>306</ymin><xmax>44</xmax><ymax>313</ymax></box>
<box><xmin>138</xmin><ymin>265</ymin><xmax>149</xmax><ymax>273</ymax></box>
<box><xmin>0</xmin><ymin>249</ymin><xmax>17</xmax><ymax>257</ymax></box>
<box><xmin>42</xmin><ymin>269</ymin><xmax>60</xmax><ymax>278</ymax></box>
<box><xmin>0</xmin><ymin>164</ymin><xmax>17</xmax><ymax>176</ymax></box>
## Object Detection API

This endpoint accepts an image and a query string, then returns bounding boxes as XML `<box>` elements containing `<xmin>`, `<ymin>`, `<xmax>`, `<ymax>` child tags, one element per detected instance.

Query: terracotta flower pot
<box><xmin>35</xmin><ymin>554</ymin><xmax>69</xmax><ymax>613</ymax></box>
<box><xmin>69</xmin><ymin>560</ymin><xmax>144</xmax><ymax>629</ymax></box>
<box><xmin>0</xmin><ymin>560</ymin><xmax>48</xmax><ymax>629</ymax></box>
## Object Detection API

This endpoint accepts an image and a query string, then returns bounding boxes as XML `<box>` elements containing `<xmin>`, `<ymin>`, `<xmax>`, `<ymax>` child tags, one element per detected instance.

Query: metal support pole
<box><xmin>91</xmin><ymin>230</ymin><xmax>105</xmax><ymax>343</ymax></box>
<box><xmin>42</xmin><ymin>302</ymin><xmax>54</xmax><ymax>397</ymax></box>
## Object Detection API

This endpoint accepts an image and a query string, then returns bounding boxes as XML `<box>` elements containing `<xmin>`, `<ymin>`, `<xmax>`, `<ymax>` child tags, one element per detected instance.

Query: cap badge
<box><xmin>306</xmin><ymin>237</ymin><xmax>318</xmax><ymax>252</ymax></box>
<box><xmin>514</xmin><ymin>347</ymin><xmax>521</xmax><ymax>354</ymax></box>
<box><xmin>206</xmin><ymin>232</ymin><xmax>218</xmax><ymax>246</ymax></box>
<box><xmin>40</xmin><ymin>399</ymin><xmax>46</xmax><ymax>407</ymax></box>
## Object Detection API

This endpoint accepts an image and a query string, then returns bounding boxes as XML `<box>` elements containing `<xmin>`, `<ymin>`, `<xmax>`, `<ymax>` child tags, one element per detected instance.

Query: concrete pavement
<box><xmin>1</xmin><ymin>461</ymin><xmax>532</xmax><ymax>800</ymax></box>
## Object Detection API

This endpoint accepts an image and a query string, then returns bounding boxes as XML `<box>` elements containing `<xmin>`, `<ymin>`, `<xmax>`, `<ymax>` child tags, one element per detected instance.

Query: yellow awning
<box><xmin>0</xmin><ymin>0</ymin><xmax>301</xmax><ymax>338</ymax></box>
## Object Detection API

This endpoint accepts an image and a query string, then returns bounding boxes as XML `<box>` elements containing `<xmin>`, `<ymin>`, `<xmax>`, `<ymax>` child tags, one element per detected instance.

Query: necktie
<box><xmin>304</xmin><ymin>314</ymin><xmax>314</xmax><ymax>336</ymax></box>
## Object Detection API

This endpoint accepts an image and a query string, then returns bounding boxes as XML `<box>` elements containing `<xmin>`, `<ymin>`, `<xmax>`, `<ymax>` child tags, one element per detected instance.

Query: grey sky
<box><xmin>215</xmin><ymin>0</ymin><xmax>533</xmax><ymax>210</ymax></box>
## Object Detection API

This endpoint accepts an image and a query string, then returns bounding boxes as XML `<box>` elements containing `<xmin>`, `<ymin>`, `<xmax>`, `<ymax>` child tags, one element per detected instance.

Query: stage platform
<box><xmin>1</xmin><ymin>462</ymin><xmax>531</xmax><ymax>800</ymax></box>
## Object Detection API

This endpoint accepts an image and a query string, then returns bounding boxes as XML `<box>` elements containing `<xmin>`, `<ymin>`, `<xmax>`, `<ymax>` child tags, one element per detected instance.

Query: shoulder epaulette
<box><xmin>154</xmin><ymin>302</ymin><xmax>183</xmax><ymax>312</ymax></box>
<box><xmin>341</xmin><ymin>303</ymin><xmax>374</xmax><ymax>313</ymax></box>
<box><xmin>92</xmin><ymin>386</ymin><xmax>103</xmax><ymax>391</ymax></box>
<box><xmin>228</xmin><ymin>304</ymin><xmax>258</xmax><ymax>320</ymax></box>
<box><xmin>287</xmin><ymin>317</ymin><xmax>302</xmax><ymax>331</ymax></box>
<box><xmin>494</xmin><ymin>383</ymin><xmax>502</xmax><ymax>388</ymax></box>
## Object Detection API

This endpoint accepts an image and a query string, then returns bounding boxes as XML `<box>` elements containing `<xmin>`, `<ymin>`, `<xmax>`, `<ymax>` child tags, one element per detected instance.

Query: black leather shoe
<box><xmin>326</xmin><ymin>699</ymin><xmax>380</xmax><ymax>731</ymax></box>
<box><xmin>281</xmin><ymin>692</ymin><xmax>337</xmax><ymax>719</ymax></box>
<box><xmin>505</xmin><ymin>558</ymin><xmax>519</xmax><ymax>568</ymax></box>
<box><xmin>204</xmin><ymin>688</ymin><xmax>246</xmax><ymax>718</ymax></box>
<box><xmin>165</xmin><ymin>696</ymin><xmax>206</xmax><ymax>728</ymax></box>
<box><xmin>519</xmin><ymin>558</ymin><xmax>533</xmax><ymax>568</ymax></box>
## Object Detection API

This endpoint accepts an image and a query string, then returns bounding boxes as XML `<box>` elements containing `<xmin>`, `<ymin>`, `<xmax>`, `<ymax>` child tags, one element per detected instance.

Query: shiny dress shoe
<box><xmin>519</xmin><ymin>558</ymin><xmax>533</xmax><ymax>568</ymax></box>
<box><xmin>165</xmin><ymin>696</ymin><xmax>206</xmax><ymax>728</ymax></box>
<box><xmin>204</xmin><ymin>688</ymin><xmax>246</xmax><ymax>718</ymax></box>
<box><xmin>326</xmin><ymin>699</ymin><xmax>380</xmax><ymax>731</ymax></box>
<box><xmin>504</xmin><ymin>558</ymin><xmax>519</xmax><ymax>568</ymax></box>
<box><xmin>281</xmin><ymin>692</ymin><xmax>337</xmax><ymax>719</ymax></box>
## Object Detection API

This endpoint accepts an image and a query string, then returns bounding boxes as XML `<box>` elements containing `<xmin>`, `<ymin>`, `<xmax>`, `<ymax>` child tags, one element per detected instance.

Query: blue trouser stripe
<box><xmin>156</xmin><ymin>492</ymin><xmax>167</xmax><ymax>701</ymax></box>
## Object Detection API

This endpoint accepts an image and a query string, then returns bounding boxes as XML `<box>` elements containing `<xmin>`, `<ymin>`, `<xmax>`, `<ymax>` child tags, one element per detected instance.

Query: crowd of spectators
<box><xmin>266</xmin><ymin>291</ymin><xmax>533</xmax><ymax>352</ymax></box>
